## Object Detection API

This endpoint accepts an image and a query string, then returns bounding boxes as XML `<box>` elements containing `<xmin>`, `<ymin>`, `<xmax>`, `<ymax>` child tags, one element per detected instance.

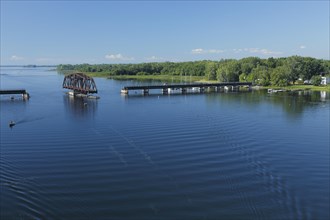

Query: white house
<box><xmin>321</xmin><ymin>77</ymin><xmax>330</xmax><ymax>85</ymax></box>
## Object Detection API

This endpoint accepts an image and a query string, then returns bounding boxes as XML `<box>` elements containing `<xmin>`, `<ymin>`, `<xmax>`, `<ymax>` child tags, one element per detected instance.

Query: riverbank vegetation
<box><xmin>57</xmin><ymin>56</ymin><xmax>330</xmax><ymax>89</ymax></box>
<box><xmin>262</xmin><ymin>85</ymin><xmax>330</xmax><ymax>92</ymax></box>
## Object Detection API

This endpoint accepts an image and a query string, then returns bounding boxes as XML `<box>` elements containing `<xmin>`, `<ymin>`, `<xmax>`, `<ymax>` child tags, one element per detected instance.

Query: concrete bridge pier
<box><xmin>232</xmin><ymin>86</ymin><xmax>239</xmax><ymax>92</ymax></box>
<box><xmin>143</xmin><ymin>89</ymin><xmax>149</xmax><ymax>95</ymax></box>
<box><xmin>162</xmin><ymin>88</ymin><xmax>168</xmax><ymax>94</ymax></box>
<box><xmin>22</xmin><ymin>93</ymin><xmax>30</xmax><ymax>100</ymax></box>
<box><xmin>208</xmin><ymin>87</ymin><xmax>216</xmax><ymax>92</ymax></box>
<box><xmin>121</xmin><ymin>89</ymin><xmax>129</xmax><ymax>94</ymax></box>
<box><xmin>217</xmin><ymin>86</ymin><xmax>224</xmax><ymax>92</ymax></box>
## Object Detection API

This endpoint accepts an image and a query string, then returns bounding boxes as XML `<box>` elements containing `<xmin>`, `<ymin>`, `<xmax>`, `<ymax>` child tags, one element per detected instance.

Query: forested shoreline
<box><xmin>57</xmin><ymin>56</ymin><xmax>330</xmax><ymax>86</ymax></box>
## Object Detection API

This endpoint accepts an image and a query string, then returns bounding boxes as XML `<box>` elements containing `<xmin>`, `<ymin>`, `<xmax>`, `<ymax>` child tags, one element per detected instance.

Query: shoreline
<box><xmin>259</xmin><ymin>85</ymin><xmax>330</xmax><ymax>92</ymax></box>
<box><xmin>66</xmin><ymin>72</ymin><xmax>330</xmax><ymax>92</ymax></box>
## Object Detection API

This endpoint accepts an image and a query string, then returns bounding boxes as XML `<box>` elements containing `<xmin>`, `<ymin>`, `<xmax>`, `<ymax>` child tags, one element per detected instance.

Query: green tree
<box><xmin>286</xmin><ymin>56</ymin><xmax>302</xmax><ymax>84</ymax></box>
<box><xmin>205</xmin><ymin>62</ymin><xmax>217</xmax><ymax>80</ymax></box>
<box><xmin>271</xmin><ymin>66</ymin><xmax>289</xmax><ymax>86</ymax></box>
<box><xmin>239</xmin><ymin>73</ymin><xmax>248</xmax><ymax>82</ymax></box>
<box><xmin>240</xmin><ymin>57</ymin><xmax>260</xmax><ymax>74</ymax></box>
<box><xmin>310</xmin><ymin>75</ymin><xmax>322</xmax><ymax>86</ymax></box>
<box><xmin>216</xmin><ymin>60</ymin><xmax>240</xmax><ymax>82</ymax></box>
<box><xmin>250</xmin><ymin>65</ymin><xmax>270</xmax><ymax>86</ymax></box>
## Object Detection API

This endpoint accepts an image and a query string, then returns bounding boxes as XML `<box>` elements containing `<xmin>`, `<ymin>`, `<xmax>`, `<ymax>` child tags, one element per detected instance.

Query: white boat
<box><xmin>268</xmin><ymin>89</ymin><xmax>285</xmax><ymax>93</ymax></box>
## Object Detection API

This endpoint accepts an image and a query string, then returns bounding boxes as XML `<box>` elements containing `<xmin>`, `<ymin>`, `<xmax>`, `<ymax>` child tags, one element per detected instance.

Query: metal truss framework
<box><xmin>63</xmin><ymin>72</ymin><xmax>97</xmax><ymax>94</ymax></box>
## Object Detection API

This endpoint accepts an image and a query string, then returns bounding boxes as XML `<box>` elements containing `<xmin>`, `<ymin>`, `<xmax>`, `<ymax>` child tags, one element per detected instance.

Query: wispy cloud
<box><xmin>105</xmin><ymin>53</ymin><xmax>134</xmax><ymax>61</ymax></box>
<box><xmin>191</xmin><ymin>48</ymin><xmax>204</xmax><ymax>54</ymax></box>
<box><xmin>191</xmin><ymin>48</ymin><xmax>225</xmax><ymax>54</ymax></box>
<box><xmin>10</xmin><ymin>55</ymin><xmax>25</xmax><ymax>61</ymax></box>
<box><xmin>233</xmin><ymin>48</ymin><xmax>282</xmax><ymax>55</ymax></box>
<box><xmin>300</xmin><ymin>45</ymin><xmax>306</xmax><ymax>49</ymax></box>
<box><xmin>192</xmin><ymin>47</ymin><xmax>282</xmax><ymax>56</ymax></box>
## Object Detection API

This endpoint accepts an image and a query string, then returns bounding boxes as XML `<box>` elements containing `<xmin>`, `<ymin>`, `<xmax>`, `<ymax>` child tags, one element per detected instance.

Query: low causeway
<box><xmin>121</xmin><ymin>82</ymin><xmax>252</xmax><ymax>95</ymax></box>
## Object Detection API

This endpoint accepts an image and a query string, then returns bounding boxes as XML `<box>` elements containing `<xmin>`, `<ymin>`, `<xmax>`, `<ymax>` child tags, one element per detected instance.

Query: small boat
<box><xmin>268</xmin><ymin>89</ymin><xmax>285</xmax><ymax>93</ymax></box>
<box><xmin>9</xmin><ymin>121</ymin><xmax>16</xmax><ymax>127</ymax></box>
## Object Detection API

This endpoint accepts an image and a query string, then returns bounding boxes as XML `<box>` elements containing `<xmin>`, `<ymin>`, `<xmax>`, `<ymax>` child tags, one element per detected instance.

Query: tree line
<box><xmin>57</xmin><ymin>56</ymin><xmax>330</xmax><ymax>86</ymax></box>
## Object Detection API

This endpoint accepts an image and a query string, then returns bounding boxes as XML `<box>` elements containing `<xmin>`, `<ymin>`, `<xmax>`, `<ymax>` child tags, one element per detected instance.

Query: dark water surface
<box><xmin>1</xmin><ymin>67</ymin><xmax>329</xmax><ymax>219</ymax></box>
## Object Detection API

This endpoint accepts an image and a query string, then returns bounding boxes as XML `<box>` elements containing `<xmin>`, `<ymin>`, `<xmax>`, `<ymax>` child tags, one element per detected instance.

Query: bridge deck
<box><xmin>0</xmin><ymin>89</ymin><xmax>28</xmax><ymax>95</ymax></box>
<box><xmin>0</xmin><ymin>89</ymin><xmax>30</xmax><ymax>100</ymax></box>
<box><xmin>121</xmin><ymin>82</ymin><xmax>252</xmax><ymax>94</ymax></box>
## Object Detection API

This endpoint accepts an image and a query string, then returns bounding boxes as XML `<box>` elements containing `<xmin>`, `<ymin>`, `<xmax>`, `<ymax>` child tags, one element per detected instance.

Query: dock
<box><xmin>121</xmin><ymin>82</ymin><xmax>252</xmax><ymax>95</ymax></box>
<box><xmin>0</xmin><ymin>89</ymin><xmax>30</xmax><ymax>100</ymax></box>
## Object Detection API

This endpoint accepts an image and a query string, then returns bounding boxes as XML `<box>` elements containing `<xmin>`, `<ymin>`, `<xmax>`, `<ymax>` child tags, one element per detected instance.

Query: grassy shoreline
<box><xmin>260</xmin><ymin>85</ymin><xmax>330</xmax><ymax>92</ymax></box>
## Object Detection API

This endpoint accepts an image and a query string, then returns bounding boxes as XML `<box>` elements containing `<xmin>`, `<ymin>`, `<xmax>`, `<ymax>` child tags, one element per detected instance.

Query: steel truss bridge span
<box><xmin>62</xmin><ymin>72</ymin><xmax>97</xmax><ymax>94</ymax></box>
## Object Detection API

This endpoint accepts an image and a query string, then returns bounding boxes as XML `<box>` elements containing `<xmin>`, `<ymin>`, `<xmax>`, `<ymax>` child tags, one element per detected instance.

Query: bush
<box><xmin>310</xmin><ymin>75</ymin><xmax>322</xmax><ymax>86</ymax></box>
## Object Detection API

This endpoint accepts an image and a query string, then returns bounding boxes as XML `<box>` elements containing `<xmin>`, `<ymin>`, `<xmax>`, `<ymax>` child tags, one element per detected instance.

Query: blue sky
<box><xmin>1</xmin><ymin>0</ymin><xmax>329</xmax><ymax>65</ymax></box>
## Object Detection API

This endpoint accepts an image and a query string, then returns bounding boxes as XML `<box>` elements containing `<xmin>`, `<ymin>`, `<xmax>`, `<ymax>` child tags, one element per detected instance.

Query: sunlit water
<box><xmin>1</xmin><ymin>67</ymin><xmax>329</xmax><ymax>219</ymax></box>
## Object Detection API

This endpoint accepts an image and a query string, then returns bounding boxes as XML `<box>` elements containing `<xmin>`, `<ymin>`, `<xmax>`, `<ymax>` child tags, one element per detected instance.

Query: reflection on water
<box><xmin>206</xmin><ymin>89</ymin><xmax>329</xmax><ymax>120</ymax></box>
<box><xmin>63</xmin><ymin>94</ymin><xmax>98</xmax><ymax>118</ymax></box>
<box><xmin>269</xmin><ymin>90</ymin><xmax>329</xmax><ymax>119</ymax></box>
<box><xmin>320</xmin><ymin>91</ymin><xmax>327</xmax><ymax>101</ymax></box>
<box><xmin>1</xmin><ymin>67</ymin><xmax>329</xmax><ymax>220</ymax></box>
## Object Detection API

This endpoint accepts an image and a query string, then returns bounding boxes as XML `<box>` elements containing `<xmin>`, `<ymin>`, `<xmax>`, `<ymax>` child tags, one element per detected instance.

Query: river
<box><xmin>1</xmin><ymin>67</ymin><xmax>329</xmax><ymax>219</ymax></box>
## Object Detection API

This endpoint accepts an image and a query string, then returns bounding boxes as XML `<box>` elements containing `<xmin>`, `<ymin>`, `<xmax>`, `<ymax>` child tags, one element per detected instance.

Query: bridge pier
<box><xmin>224</xmin><ymin>86</ymin><xmax>233</xmax><ymax>92</ymax></box>
<box><xmin>217</xmin><ymin>86</ymin><xmax>224</xmax><ymax>92</ymax></box>
<box><xmin>208</xmin><ymin>87</ymin><xmax>216</xmax><ymax>92</ymax></box>
<box><xmin>121</xmin><ymin>89</ymin><xmax>129</xmax><ymax>94</ymax></box>
<box><xmin>143</xmin><ymin>89</ymin><xmax>149</xmax><ymax>95</ymax></box>
<box><xmin>181</xmin><ymin>88</ymin><xmax>187</xmax><ymax>94</ymax></box>
<box><xmin>162</xmin><ymin>88</ymin><xmax>168</xmax><ymax>94</ymax></box>
<box><xmin>22</xmin><ymin>93</ymin><xmax>30</xmax><ymax>100</ymax></box>
<box><xmin>232</xmin><ymin>86</ymin><xmax>239</xmax><ymax>92</ymax></box>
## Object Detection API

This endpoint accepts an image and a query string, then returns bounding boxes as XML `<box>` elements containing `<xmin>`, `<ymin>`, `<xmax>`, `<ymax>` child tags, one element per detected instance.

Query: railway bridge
<box><xmin>121</xmin><ymin>82</ymin><xmax>252</xmax><ymax>95</ymax></box>
<box><xmin>62</xmin><ymin>72</ymin><xmax>97</xmax><ymax>95</ymax></box>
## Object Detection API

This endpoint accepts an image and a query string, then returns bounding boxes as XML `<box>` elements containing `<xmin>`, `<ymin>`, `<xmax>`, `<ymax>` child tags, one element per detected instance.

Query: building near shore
<box><xmin>321</xmin><ymin>77</ymin><xmax>330</xmax><ymax>85</ymax></box>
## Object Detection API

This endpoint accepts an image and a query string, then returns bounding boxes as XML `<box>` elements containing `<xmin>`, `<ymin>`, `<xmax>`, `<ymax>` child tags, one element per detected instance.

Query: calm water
<box><xmin>1</xmin><ymin>67</ymin><xmax>329</xmax><ymax>220</ymax></box>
